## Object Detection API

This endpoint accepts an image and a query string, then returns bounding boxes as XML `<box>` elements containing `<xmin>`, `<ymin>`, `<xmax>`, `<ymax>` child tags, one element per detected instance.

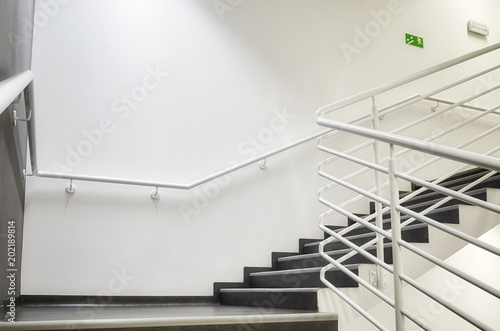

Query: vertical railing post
<box><xmin>371</xmin><ymin>96</ymin><xmax>385</xmax><ymax>289</ymax></box>
<box><xmin>388</xmin><ymin>143</ymin><xmax>405</xmax><ymax>330</ymax></box>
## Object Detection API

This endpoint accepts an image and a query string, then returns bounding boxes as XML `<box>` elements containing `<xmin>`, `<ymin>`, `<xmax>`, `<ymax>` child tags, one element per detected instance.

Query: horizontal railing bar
<box><xmin>318</xmin><ymin>145</ymin><xmax>388</xmax><ymax>174</ymax></box>
<box><xmin>319</xmin><ymin>171</ymin><xmax>390</xmax><ymax>207</ymax></box>
<box><xmin>318</xmin><ymin>151</ymin><xmax>495</xmax><ymax>248</ymax></box>
<box><xmin>316</xmin><ymin>42</ymin><xmax>500</xmax><ymax>117</ymax></box>
<box><xmin>319</xmin><ymin>241</ymin><xmax>395</xmax><ymax>305</ymax></box>
<box><xmin>398</xmin><ymin>161</ymin><xmax>500</xmax><ymax>229</ymax></box>
<box><xmin>398</xmin><ymin>239</ymin><xmax>500</xmax><ymax>300</ymax></box>
<box><xmin>401</xmin><ymin>308</ymin><xmax>432</xmax><ymax>331</ymax></box>
<box><xmin>398</xmin><ymin>205</ymin><xmax>500</xmax><ymax>257</ymax></box>
<box><xmin>426</xmin><ymin>96</ymin><xmax>500</xmax><ymax>115</ymax></box>
<box><xmin>396</xmin><ymin>170</ymin><xmax>500</xmax><ymax>214</ymax></box>
<box><xmin>0</xmin><ymin>70</ymin><xmax>33</xmax><ymax>116</ymax></box>
<box><xmin>375</xmin><ymin>64</ymin><xmax>500</xmax><ymax>120</ymax></box>
<box><xmin>382</xmin><ymin>83</ymin><xmax>500</xmax><ymax>138</ymax></box>
<box><xmin>320</xmin><ymin>225</ymin><xmax>394</xmax><ymax>273</ymax></box>
<box><xmin>318</xmin><ymin>95</ymin><xmax>500</xmax><ymax>196</ymax></box>
<box><xmin>317</xmin><ymin>138</ymin><xmax>375</xmax><ymax>170</ymax></box>
<box><xmin>317</xmin><ymin>117</ymin><xmax>500</xmax><ymax>173</ymax></box>
<box><xmin>319</xmin><ymin>197</ymin><xmax>392</xmax><ymax>240</ymax></box>
<box><xmin>320</xmin><ymin>265</ymin><xmax>389</xmax><ymax>331</ymax></box>
<box><xmin>400</xmin><ymin>274</ymin><xmax>495</xmax><ymax>331</ymax></box>
<box><xmin>317</xmin><ymin>94</ymin><xmax>422</xmax><ymax>145</ymax></box>
<box><xmin>317</xmin><ymin>83</ymin><xmax>500</xmax><ymax>201</ymax></box>
<box><xmin>320</xmin><ymin>159</ymin><xmax>499</xmax><ymax>268</ymax></box>
<box><xmin>327</xmin><ymin>158</ymin><xmax>498</xmax><ymax>256</ymax></box>
<box><xmin>318</xmin><ymin>93</ymin><xmax>454</xmax><ymax>169</ymax></box>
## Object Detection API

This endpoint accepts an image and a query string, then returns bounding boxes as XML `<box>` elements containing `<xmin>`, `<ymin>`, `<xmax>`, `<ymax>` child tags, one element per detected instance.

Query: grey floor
<box><xmin>2</xmin><ymin>304</ymin><xmax>338</xmax><ymax>330</ymax></box>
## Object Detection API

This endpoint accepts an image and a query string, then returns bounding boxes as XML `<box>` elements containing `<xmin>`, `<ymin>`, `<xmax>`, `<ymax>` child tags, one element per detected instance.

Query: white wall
<box><xmin>22</xmin><ymin>0</ymin><xmax>500</xmax><ymax>296</ymax></box>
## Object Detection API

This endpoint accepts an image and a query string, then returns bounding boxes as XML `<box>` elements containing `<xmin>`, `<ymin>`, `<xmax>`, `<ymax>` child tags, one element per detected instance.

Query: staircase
<box><xmin>216</xmin><ymin>168</ymin><xmax>500</xmax><ymax>319</ymax></box>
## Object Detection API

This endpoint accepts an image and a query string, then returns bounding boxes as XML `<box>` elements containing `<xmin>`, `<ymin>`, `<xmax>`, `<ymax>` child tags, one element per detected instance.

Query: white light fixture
<box><xmin>468</xmin><ymin>19</ymin><xmax>489</xmax><ymax>36</ymax></box>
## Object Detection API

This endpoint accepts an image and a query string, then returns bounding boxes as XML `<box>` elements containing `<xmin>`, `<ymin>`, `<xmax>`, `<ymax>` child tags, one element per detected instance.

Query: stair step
<box><xmin>403</xmin><ymin>175</ymin><xmax>500</xmax><ymax>206</ymax></box>
<box><xmin>219</xmin><ymin>288</ymin><xmax>320</xmax><ymax>311</ymax></box>
<box><xmin>304</xmin><ymin>223</ymin><xmax>428</xmax><ymax>254</ymax></box>
<box><xmin>410</xmin><ymin>168</ymin><xmax>497</xmax><ymax>192</ymax></box>
<box><xmin>339</xmin><ymin>205</ymin><xmax>459</xmax><ymax>238</ymax></box>
<box><xmin>244</xmin><ymin>266</ymin><xmax>273</xmax><ymax>282</ymax></box>
<box><xmin>370</xmin><ymin>187</ymin><xmax>488</xmax><ymax>216</ymax></box>
<box><xmin>248</xmin><ymin>265</ymin><xmax>359</xmax><ymax>288</ymax></box>
<box><xmin>272</xmin><ymin>252</ymin><xmax>300</xmax><ymax>268</ymax></box>
<box><xmin>299</xmin><ymin>238</ymin><xmax>323</xmax><ymax>253</ymax></box>
<box><xmin>276</xmin><ymin>243</ymin><xmax>394</xmax><ymax>270</ymax></box>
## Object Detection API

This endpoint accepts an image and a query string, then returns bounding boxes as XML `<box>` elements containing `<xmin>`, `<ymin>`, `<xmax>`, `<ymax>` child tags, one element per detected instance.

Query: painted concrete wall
<box><xmin>0</xmin><ymin>0</ymin><xmax>34</xmax><ymax>316</ymax></box>
<box><xmin>22</xmin><ymin>0</ymin><xmax>500</xmax><ymax>296</ymax></box>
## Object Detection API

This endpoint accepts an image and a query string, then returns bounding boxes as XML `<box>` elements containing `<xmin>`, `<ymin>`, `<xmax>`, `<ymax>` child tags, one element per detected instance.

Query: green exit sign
<box><xmin>406</xmin><ymin>33</ymin><xmax>424</xmax><ymax>48</ymax></box>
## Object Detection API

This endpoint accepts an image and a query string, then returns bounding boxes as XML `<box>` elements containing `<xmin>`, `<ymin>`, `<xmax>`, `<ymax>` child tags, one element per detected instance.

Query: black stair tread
<box><xmin>373</xmin><ymin>204</ymin><xmax>460</xmax><ymax>224</ymax></box>
<box><xmin>373</xmin><ymin>187</ymin><xmax>489</xmax><ymax>216</ymax></box>
<box><xmin>239</xmin><ymin>262</ymin><xmax>359</xmax><ymax>289</ymax></box>
<box><xmin>304</xmin><ymin>222</ymin><xmax>428</xmax><ymax>253</ymax></box>
<box><xmin>410</xmin><ymin>169</ymin><xmax>497</xmax><ymax>192</ymax></box>
<box><xmin>220</xmin><ymin>287</ymin><xmax>320</xmax><ymax>293</ymax></box>
<box><xmin>276</xmin><ymin>248</ymin><xmax>394</xmax><ymax>270</ymax></box>
<box><xmin>410</xmin><ymin>167</ymin><xmax>489</xmax><ymax>190</ymax></box>
<box><xmin>339</xmin><ymin>204</ymin><xmax>459</xmax><ymax>238</ymax></box>
<box><xmin>370</xmin><ymin>185</ymin><xmax>495</xmax><ymax>214</ymax></box>
<box><xmin>278</xmin><ymin>242</ymin><xmax>391</xmax><ymax>263</ymax></box>
<box><xmin>249</xmin><ymin>264</ymin><xmax>358</xmax><ymax>277</ymax></box>
<box><xmin>248</xmin><ymin>267</ymin><xmax>359</xmax><ymax>288</ymax></box>
<box><xmin>276</xmin><ymin>246</ymin><xmax>394</xmax><ymax>270</ymax></box>
<box><xmin>399</xmin><ymin>180</ymin><xmax>499</xmax><ymax>208</ymax></box>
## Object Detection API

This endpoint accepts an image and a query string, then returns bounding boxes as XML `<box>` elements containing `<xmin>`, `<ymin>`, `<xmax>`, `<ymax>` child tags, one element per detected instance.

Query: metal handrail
<box><xmin>0</xmin><ymin>70</ymin><xmax>333</xmax><ymax>194</ymax></box>
<box><xmin>0</xmin><ymin>71</ymin><xmax>33</xmax><ymax>117</ymax></box>
<box><xmin>315</xmin><ymin>43</ymin><xmax>500</xmax><ymax>331</ymax></box>
<box><xmin>316</xmin><ymin>42</ymin><xmax>500</xmax><ymax>117</ymax></box>
<box><xmin>317</xmin><ymin>134</ymin><xmax>500</xmax><ymax>330</ymax></box>
<box><xmin>32</xmin><ymin>129</ymin><xmax>331</xmax><ymax>190</ymax></box>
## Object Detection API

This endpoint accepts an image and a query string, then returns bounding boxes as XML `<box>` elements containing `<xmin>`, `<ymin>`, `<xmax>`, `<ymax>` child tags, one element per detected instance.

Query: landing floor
<box><xmin>2</xmin><ymin>304</ymin><xmax>337</xmax><ymax>330</ymax></box>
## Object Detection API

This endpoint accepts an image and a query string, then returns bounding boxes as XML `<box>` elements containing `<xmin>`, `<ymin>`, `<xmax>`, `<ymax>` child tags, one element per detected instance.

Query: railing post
<box><xmin>371</xmin><ymin>96</ymin><xmax>385</xmax><ymax>289</ymax></box>
<box><xmin>388</xmin><ymin>143</ymin><xmax>405</xmax><ymax>330</ymax></box>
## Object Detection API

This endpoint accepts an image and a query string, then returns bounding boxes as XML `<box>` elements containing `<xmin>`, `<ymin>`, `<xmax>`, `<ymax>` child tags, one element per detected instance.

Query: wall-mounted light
<box><xmin>468</xmin><ymin>19</ymin><xmax>489</xmax><ymax>36</ymax></box>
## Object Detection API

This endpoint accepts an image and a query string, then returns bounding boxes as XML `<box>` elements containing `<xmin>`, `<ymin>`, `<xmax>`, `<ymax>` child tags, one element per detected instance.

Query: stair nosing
<box><xmin>220</xmin><ymin>288</ymin><xmax>320</xmax><ymax>293</ymax></box>
<box><xmin>278</xmin><ymin>242</ymin><xmax>393</xmax><ymax>263</ymax></box>
<box><xmin>249</xmin><ymin>264</ymin><xmax>359</xmax><ymax>277</ymax></box>
<box><xmin>306</xmin><ymin>223</ymin><xmax>428</xmax><ymax>248</ymax></box>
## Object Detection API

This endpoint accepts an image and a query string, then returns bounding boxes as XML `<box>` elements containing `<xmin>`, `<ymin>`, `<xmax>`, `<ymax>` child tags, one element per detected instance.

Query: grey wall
<box><xmin>0</xmin><ymin>0</ymin><xmax>34</xmax><ymax>316</ymax></box>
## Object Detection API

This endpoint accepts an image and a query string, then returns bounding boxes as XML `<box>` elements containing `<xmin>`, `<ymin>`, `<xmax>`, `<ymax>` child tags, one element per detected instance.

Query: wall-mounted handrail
<box><xmin>32</xmin><ymin>129</ymin><xmax>331</xmax><ymax>190</ymax></box>
<box><xmin>0</xmin><ymin>70</ymin><xmax>33</xmax><ymax>117</ymax></box>
<box><xmin>0</xmin><ymin>69</ymin><xmax>332</xmax><ymax>193</ymax></box>
<box><xmin>316</xmin><ymin>42</ymin><xmax>500</xmax><ymax>117</ymax></box>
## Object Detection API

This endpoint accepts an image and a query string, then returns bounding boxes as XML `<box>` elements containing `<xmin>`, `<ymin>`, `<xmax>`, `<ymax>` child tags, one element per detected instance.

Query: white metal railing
<box><xmin>1</xmin><ymin>70</ymin><xmax>332</xmax><ymax>198</ymax></box>
<box><xmin>316</xmin><ymin>42</ymin><xmax>500</xmax><ymax>331</ymax></box>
